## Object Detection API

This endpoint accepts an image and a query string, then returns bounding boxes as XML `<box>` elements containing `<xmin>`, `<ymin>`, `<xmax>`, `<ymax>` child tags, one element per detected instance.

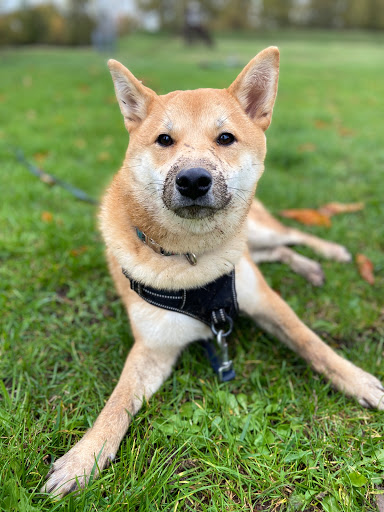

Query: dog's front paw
<box><xmin>356</xmin><ymin>371</ymin><xmax>384</xmax><ymax>410</ymax></box>
<box><xmin>42</xmin><ymin>438</ymin><xmax>113</xmax><ymax>498</ymax></box>
<box><xmin>337</xmin><ymin>364</ymin><xmax>384</xmax><ymax>410</ymax></box>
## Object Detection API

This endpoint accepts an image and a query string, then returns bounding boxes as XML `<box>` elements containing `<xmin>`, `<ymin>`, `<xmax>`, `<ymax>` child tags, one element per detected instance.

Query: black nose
<box><xmin>175</xmin><ymin>168</ymin><xmax>212</xmax><ymax>200</ymax></box>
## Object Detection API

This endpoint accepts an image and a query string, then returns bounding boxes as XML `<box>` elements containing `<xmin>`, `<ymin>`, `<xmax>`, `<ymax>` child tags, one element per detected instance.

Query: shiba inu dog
<box><xmin>43</xmin><ymin>47</ymin><xmax>384</xmax><ymax>497</ymax></box>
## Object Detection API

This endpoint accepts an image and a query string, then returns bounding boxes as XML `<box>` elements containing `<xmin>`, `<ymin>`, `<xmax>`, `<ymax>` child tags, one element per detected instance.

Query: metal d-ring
<box><xmin>211</xmin><ymin>313</ymin><xmax>233</xmax><ymax>338</ymax></box>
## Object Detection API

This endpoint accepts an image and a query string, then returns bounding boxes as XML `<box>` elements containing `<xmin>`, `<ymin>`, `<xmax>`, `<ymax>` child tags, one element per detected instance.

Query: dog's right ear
<box><xmin>108</xmin><ymin>59</ymin><xmax>157</xmax><ymax>132</ymax></box>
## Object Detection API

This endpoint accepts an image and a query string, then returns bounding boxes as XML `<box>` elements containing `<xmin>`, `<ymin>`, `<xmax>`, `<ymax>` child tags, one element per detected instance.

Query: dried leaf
<box><xmin>78</xmin><ymin>83</ymin><xmax>90</xmax><ymax>93</ymax></box>
<box><xmin>105</xmin><ymin>95</ymin><xmax>117</xmax><ymax>104</ymax></box>
<box><xmin>356</xmin><ymin>253</ymin><xmax>375</xmax><ymax>285</ymax></box>
<box><xmin>33</xmin><ymin>151</ymin><xmax>50</xmax><ymax>164</ymax></box>
<box><xmin>314</xmin><ymin>120</ymin><xmax>330</xmax><ymax>129</ymax></box>
<box><xmin>97</xmin><ymin>151</ymin><xmax>111</xmax><ymax>162</ymax></box>
<box><xmin>338</xmin><ymin>126</ymin><xmax>356</xmax><ymax>137</ymax></box>
<box><xmin>70</xmin><ymin>246</ymin><xmax>88</xmax><ymax>257</ymax></box>
<box><xmin>319</xmin><ymin>202</ymin><xmax>364</xmax><ymax>217</ymax></box>
<box><xmin>280</xmin><ymin>209</ymin><xmax>331</xmax><ymax>227</ymax></box>
<box><xmin>75</xmin><ymin>138</ymin><xmax>87</xmax><ymax>149</ymax></box>
<box><xmin>297</xmin><ymin>143</ymin><xmax>317</xmax><ymax>153</ymax></box>
<box><xmin>41</xmin><ymin>211</ymin><xmax>53</xmax><ymax>223</ymax></box>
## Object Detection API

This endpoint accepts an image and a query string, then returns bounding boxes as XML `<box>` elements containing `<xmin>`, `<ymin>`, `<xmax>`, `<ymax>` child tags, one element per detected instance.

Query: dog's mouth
<box><xmin>172</xmin><ymin>204</ymin><xmax>217</xmax><ymax>219</ymax></box>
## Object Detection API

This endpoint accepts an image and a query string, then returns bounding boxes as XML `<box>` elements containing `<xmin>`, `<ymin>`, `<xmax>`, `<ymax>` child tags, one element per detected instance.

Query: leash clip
<box><xmin>216</xmin><ymin>329</ymin><xmax>235</xmax><ymax>382</ymax></box>
<box><xmin>210</xmin><ymin>310</ymin><xmax>235</xmax><ymax>382</ymax></box>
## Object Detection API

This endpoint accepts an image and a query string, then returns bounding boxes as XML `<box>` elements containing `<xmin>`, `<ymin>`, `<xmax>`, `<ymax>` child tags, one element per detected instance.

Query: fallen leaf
<box><xmin>78</xmin><ymin>83</ymin><xmax>90</xmax><ymax>93</ymax></box>
<box><xmin>319</xmin><ymin>202</ymin><xmax>364</xmax><ymax>217</ymax></box>
<box><xmin>98</xmin><ymin>151</ymin><xmax>111</xmax><ymax>162</ymax></box>
<box><xmin>75</xmin><ymin>138</ymin><xmax>87</xmax><ymax>149</ymax></box>
<box><xmin>356</xmin><ymin>253</ymin><xmax>375</xmax><ymax>285</ymax></box>
<box><xmin>70</xmin><ymin>246</ymin><xmax>88</xmax><ymax>257</ymax></box>
<box><xmin>105</xmin><ymin>95</ymin><xmax>117</xmax><ymax>104</ymax></box>
<box><xmin>33</xmin><ymin>151</ymin><xmax>50</xmax><ymax>164</ymax></box>
<box><xmin>314</xmin><ymin>120</ymin><xmax>331</xmax><ymax>129</ymax></box>
<box><xmin>338</xmin><ymin>126</ymin><xmax>356</xmax><ymax>137</ymax></box>
<box><xmin>102</xmin><ymin>136</ymin><xmax>114</xmax><ymax>147</ymax></box>
<box><xmin>280</xmin><ymin>208</ymin><xmax>331</xmax><ymax>227</ymax></box>
<box><xmin>297</xmin><ymin>143</ymin><xmax>317</xmax><ymax>153</ymax></box>
<box><xmin>41</xmin><ymin>211</ymin><xmax>53</xmax><ymax>223</ymax></box>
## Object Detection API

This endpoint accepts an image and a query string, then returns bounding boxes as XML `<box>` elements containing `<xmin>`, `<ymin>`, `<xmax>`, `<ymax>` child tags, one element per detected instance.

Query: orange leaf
<box><xmin>297</xmin><ymin>143</ymin><xmax>317</xmax><ymax>153</ymax></box>
<box><xmin>338</xmin><ymin>126</ymin><xmax>356</xmax><ymax>137</ymax></box>
<box><xmin>70</xmin><ymin>246</ymin><xmax>88</xmax><ymax>257</ymax></box>
<box><xmin>314</xmin><ymin>120</ymin><xmax>330</xmax><ymax>129</ymax></box>
<box><xmin>279</xmin><ymin>209</ymin><xmax>331</xmax><ymax>227</ymax></box>
<box><xmin>105</xmin><ymin>95</ymin><xmax>117</xmax><ymax>104</ymax></box>
<box><xmin>33</xmin><ymin>150</ymin><xmax>50</xmax><ymax>163</ymax></box>
<box><xmin>97</xmin><ymin>151</ymin><xmax>110</xmax><ymax>162</ymax></box>
<box><xmin>41</xmin><ymin>211</ymin><xmax>53</xmax><ymax>222</ymax></box>
<box><xmin>78</xmin><ymin>83</ymin><xmax>90</xmax><ymax>93</ymax></box>
<box><xmin>318</xmin><ymin>202</ymin><xmax>364</xmax><ymax>217</ymax></box>
<box><xmin>356</xmin><ymin>253</ymin><xmax>375</xmax><ymax>285</ymax></box>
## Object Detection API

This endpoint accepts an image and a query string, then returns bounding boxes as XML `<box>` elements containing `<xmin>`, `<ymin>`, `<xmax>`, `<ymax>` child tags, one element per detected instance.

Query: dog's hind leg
<box><xmin>236</xmin><ymin>254</ymin><xmax>384</xmax><ymax>409</ymax></box>
<box><xmin>250</xmin><ymin>246</ymin><xmax>325</xmax><ymax>286</ymax></box>
<box><xmin>247</xmin><ymin>199</ymin><xmax>351</xmax><ymax>262</ymax></box>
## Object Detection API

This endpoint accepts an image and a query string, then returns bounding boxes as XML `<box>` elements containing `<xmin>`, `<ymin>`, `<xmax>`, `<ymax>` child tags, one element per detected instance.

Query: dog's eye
<box><xmin>156</xmin><ymin>134</ymin><xmax>174</xmax><ymax>147</ymax></box>
<box><xmin>217</xmin><ymin>132</ymin><xmax>236</xmax><ymax>146</ymax></box>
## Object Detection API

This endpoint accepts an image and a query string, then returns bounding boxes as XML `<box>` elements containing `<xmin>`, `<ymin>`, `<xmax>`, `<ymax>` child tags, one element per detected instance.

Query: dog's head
<box><xmin>108</xmin><ymin>48</ymin><xmax>279</xmax><ymax>251</ymax></box>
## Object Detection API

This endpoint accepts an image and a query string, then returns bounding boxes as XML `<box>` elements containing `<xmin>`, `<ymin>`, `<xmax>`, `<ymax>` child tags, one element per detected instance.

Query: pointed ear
<box><xmin>108</xmin><ymin>59</ymin><xmax>157</xmax><ymax>131</ymax></box>
<box><xmin>227</xmin><ymin>47</ymin><xmax>279</xmax><ymax>131</ymax></box>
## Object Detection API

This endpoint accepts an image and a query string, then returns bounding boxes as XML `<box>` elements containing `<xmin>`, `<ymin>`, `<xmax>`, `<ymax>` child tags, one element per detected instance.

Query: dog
<box><xmin>43</xmin><ymin>47</ymin><xmax>384</xmax><ymax>497</ymax></box>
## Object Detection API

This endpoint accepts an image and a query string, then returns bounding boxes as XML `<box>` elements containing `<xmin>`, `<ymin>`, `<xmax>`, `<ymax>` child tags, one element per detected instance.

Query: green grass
<box><xmin>1</xmin><ymin>30</ymin><xmax>384</xmax><ymax>511</ymax></box>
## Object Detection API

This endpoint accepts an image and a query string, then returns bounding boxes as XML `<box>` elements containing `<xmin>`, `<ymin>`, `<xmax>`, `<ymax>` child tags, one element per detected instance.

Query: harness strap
<box><xmin>123</xmin><ymin>268</ymin><xmax>238</xmax><ymax>327</ymax></box>
<box><xmin>122</xmin><ymin>268</ymin><xmax>238</xmax><ymax>381</ymax></box>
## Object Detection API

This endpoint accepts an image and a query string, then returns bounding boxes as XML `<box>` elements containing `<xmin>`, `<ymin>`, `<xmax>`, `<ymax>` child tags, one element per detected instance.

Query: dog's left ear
<box><xmin>228</xmin><ymin>47</ymin><xmax>279</xmax><ymax>131</ymax></box>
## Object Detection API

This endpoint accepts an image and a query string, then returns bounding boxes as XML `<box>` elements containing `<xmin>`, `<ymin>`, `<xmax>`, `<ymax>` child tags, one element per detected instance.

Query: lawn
<box><xmin>1</xmin><ymin>30</ymin><xmax>384</xmax><ymax>511</ymax></box>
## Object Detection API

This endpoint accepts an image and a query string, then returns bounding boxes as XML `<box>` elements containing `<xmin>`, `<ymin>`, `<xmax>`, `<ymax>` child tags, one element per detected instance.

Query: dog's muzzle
<box><xmin>163</xmin><ymin>165</ymin><xmax>230</xmax><ymax>219</ymax></box>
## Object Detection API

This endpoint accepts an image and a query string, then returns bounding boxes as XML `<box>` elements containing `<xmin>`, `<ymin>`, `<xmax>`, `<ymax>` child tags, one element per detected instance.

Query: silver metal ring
<box><xmin>211</xmin><ymin>314</ymin><xmax>233</xmax><ymax>337</ymax></box>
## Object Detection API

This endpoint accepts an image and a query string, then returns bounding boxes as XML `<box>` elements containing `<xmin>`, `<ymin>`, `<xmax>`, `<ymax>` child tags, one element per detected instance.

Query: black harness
<box><xmin>122</xmin><ymin>268</ymin><xmax>239</xmax><ymax>381</ymax></box>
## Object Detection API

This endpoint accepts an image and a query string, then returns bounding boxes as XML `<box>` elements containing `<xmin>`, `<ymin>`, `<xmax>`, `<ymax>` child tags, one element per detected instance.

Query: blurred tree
<box><xmin>67</xmin><ymin>0</ymin><xmax>95</xmax><ymax>45</ymax></box>
<box><xmin>135</xmin><ymin>0</ymin><xmax>384</xmax><ymax>31</ymax></box>
<box><xmin>262</xmin><ymin>0</ymin><xmax>293</xmax><ymax>27</ymax></box>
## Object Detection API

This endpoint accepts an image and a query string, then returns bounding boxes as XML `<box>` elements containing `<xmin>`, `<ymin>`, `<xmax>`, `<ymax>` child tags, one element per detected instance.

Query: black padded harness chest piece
<box><xmin>122</xmin><ymin>268</ymin><xmax>239</xmax><ymax>381</ymax></box>
<box><xmin>123</xmin><ymin>268</ymin><xmax>238</xmax><ymax>326</ymax></box>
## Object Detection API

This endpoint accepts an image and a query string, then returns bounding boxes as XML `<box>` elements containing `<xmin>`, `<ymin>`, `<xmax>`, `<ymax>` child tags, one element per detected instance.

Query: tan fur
<box><xmin>43</xmin><ymin>47</ymin><xmax>384</xmax><ymax>497</ymax></box>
